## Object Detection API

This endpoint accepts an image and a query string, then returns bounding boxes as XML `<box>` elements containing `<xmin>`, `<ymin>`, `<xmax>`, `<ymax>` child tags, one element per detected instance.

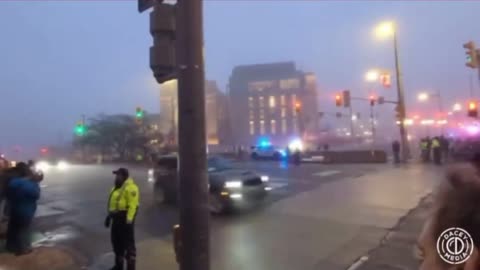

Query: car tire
<box><xmin>209</xmin><ymin>193</ymin><xmax>226</xmax><ymax>215</ymax></box>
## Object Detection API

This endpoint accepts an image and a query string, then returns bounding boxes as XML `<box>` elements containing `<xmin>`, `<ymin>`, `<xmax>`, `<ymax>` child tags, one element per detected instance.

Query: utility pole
<box><xmin>139</xmin><ymin>1</ymin><xmax>209</xmax><ymax>269</ymax></box>
<box><xmin>393</xmin><ymin>30</ymin><xmax>410</xmax><ymax>162</ymax></box>
<box><xmin>176</xmin><ymin>1</ymin><xmax>209</xmax><ymax>269</ymax></box>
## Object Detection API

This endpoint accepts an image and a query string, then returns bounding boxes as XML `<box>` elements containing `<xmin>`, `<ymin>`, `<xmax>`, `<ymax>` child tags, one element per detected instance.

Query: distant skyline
<box><xmin>0</xmin><ymin>1</ymin><xmax>479</xmax><ymax>157</ymax></box>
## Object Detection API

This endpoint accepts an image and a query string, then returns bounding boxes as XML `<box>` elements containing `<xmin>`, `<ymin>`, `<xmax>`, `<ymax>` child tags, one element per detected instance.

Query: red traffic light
<box><xmin>335</xmin><ymin>94</ymin><xmax>342</xmax><ymax>107</ymax></box>
<box><xmin>369</xmin><ymin>95</ymin><xmax>376</xmax><ymax>106</ymax></box>
<box><xmin>40</xmin><ymin>148</ymin><xmax>48</xmax><ymax>154</ymax></box>
<box><xmin>468</xmin><ymin>101</ymin><xmax>478</xmax><ymax>118</ymax></box>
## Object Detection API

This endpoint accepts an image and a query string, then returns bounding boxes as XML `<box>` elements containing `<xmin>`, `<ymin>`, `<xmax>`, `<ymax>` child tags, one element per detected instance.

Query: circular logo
<box><xmin>436</xmin><ymin>227</ymin><xmax>474</xmax><ymax>264</ymax></box>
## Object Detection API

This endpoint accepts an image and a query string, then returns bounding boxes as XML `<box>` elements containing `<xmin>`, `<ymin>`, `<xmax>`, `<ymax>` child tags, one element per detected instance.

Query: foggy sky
<box><xmin>0</xmin><ymin>1</ymin><xmax>479</xmax><ymax>157</ymax></box>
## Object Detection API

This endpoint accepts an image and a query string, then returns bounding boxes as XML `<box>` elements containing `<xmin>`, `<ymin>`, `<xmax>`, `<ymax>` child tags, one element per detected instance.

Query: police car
<box><xmin>250</xmin><ymin>145</ymin><xmax>286</xmax><ymax>160</ymax></box>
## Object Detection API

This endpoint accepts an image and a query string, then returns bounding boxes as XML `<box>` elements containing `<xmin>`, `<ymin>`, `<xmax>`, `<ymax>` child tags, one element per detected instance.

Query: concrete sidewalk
<box><xmin>353</xmin><ymin>196</ymin><xmax>432</xmax><ymax>270</ymax></box>
<box><xmin>0</xmin><ymin>246</ymin><xmax>82</xmax><ymax>270</ymax></box>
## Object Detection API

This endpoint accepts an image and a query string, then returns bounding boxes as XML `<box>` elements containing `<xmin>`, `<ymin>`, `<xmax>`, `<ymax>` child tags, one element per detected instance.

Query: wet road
<box><xmin>32</xmin><ymin>161</ymin><xmax>438</xmax><ymax>269</ymax></box>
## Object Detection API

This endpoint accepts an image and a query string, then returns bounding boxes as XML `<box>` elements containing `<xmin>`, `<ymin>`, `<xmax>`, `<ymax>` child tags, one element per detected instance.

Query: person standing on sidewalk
<box><xmin>431</xmin><ymin>137</ymin><xmax>442</xmax><ymax>165</ymax></box>
<box><xmin>105</xmin><ymin>168</ymin><xmax>139</xmax><ymax>270</ymax></box>
<box><xmin>5</xmin><ymin>162</ymin><xmax>41</xmax><ymax>255</ymax></box>
<box><xmin>392</xmin><ymin>140</ymin><xmax>400</xmax><ymax>164</ymax></box>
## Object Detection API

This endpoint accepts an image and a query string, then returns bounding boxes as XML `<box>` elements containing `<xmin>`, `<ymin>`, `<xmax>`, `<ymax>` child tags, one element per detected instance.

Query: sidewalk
<box><xmin>352</xmin><ymin>195</ymin><xmax>432</xmax><ymax>270</ymax></box>
<box><xmin>0</xmin><ymin>246</ymin><xmax>82</xmax><ymax>270</ymax></box>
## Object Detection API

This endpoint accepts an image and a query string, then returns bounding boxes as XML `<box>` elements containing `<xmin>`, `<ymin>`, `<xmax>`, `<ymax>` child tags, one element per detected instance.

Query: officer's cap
<box><xmin>113</xmin><ymin>168</ymin><xmax>129</xmax><ymax>178</ymax></box>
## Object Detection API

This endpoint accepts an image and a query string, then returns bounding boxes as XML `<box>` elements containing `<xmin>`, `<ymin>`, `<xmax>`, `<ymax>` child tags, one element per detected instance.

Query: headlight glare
<box><xmin>225</xmin><ymin>181</ymin><xmax>242</xmax><ymax>188</ymax></box>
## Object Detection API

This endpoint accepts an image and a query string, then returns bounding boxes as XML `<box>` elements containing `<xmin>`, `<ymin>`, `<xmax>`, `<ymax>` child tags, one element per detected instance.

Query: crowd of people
<box><xmin>419</xmin><ymin>136</ymin><xmax>450</xmax><ymax>165</ymax></box>
<box><xmin>0</xmin><ymin>160</ymin><xmax>43</xmax><ymax>255</ymax></box>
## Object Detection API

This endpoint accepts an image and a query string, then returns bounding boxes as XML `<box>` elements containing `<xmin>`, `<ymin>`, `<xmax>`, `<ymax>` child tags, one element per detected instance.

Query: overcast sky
<box><xmin>0</xmin><ymin>0</ymin><xmax>479</xmax><ymax>157</ymax></box>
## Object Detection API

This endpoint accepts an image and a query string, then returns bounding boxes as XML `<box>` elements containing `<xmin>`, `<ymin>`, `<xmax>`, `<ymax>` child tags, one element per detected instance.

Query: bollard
<box><xmin>172</xmin><ymin>224</ymin><xmax>182</xmax><ymax>263</ymax></box>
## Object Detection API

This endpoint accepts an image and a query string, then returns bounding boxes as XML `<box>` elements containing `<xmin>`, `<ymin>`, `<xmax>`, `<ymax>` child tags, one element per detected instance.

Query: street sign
<box><xmin>138</xmin><ymin>0</ymin><xmax>157</xmax><ymax>13</ymax></box>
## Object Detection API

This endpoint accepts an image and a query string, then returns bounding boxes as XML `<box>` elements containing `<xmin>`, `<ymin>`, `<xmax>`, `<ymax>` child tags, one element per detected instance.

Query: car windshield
<box><xmin>207</xmin><ymin>157</ymin><xmax>233</xmax><ymax>172</ymax></box>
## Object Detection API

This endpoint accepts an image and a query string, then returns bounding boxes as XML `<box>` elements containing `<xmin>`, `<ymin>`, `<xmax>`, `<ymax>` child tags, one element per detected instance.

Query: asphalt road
<box><xmin>31</xmin><ymin>160</ymin><xmax>437</xmax><ymax>270</ymax></box>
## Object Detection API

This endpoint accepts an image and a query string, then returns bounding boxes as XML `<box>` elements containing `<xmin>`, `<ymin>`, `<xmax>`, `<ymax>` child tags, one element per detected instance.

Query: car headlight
<box><xmin>36</xmin><ymin>161</ymin><xmax>51</xmax><ymax>172</ymax></box>
<box><xmin>57</xmin><ymin>160</ymin><xmax>69</xmax><ymax>170</ymax></box>
<box><xmin>261</xmin><ymin>175</ymin><xmax>269</xmax><ymax>182</ymax></box>
<box><xmin>225</xmin><ymin>181</ymin><xmax>242</xmax><ymax>188</ymax></box>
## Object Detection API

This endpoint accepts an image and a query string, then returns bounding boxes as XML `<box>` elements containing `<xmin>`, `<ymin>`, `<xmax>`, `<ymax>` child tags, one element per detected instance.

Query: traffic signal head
<box><xmin>369</xmin><ymin>95</ymin><xmax>376</xmax><ymax>106</ymax></box>
<box><xmin>342</xmin><ymin>90</ymin><xmax>351</xmax><ymax>108</ymax></box>
<box><xmin>136</xmin><ymin>107</ymin><xmax>144</xmax><ymax>119</ymax></box>
<box><xmin>463</xmin><ymin>41</ymin><xmax>479</xmax><ymax>69</ymax></box>
<box><xmin>335</xmin><ymin>94</ymin><xmax>343</xmax><ymax>107</ymax></box>
<box><xmin>295</xmin><ymin>102</ymin><xmax>301</xmax><ymax>113</ymax></box>
<box><xmin>468</xmin><ymin>101</ymin><xmax>478</xmax><ymax>118</ymax></box>
<box><xmin>75</xmin><ymin>121</ymin><xmax>86</xmax><ymax>136</ymax></box>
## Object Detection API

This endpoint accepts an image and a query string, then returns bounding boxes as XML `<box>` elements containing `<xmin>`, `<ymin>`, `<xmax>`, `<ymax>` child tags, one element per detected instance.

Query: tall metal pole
<box><xmin>348</xmin><ymin>105</ymin><xmax>355</xmax><ymax>139</ymax></box>
<box><xmin>469</xmin><ymin>73</ymin><xmax>474</xmax><ymax>98</ymax></box>
<box><xmin>175</xmin><ymin>0</ymin><xmax>210</xmax><ymax>270</ymax></box>
<box><xmin>370</xmin><ymin>104</ymin><xmax>376</xmax><ymax>147</ymax></box>
<box><xmin>393</xmin><ymin>29</ymin><xmax>410</xmax><ymax>162</ymax></box>
<box><xmin>436</xmin><ymin>91</ymin><xmax>444</xmax><ymax>136</ymax></box>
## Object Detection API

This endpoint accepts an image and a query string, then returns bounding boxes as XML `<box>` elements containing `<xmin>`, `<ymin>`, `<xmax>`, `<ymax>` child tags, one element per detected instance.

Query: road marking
<box><xmin>40</xmin><ymin>184</ymin><xmax>48</xmax><ymax>188</ymax></box>
<box><xmin>268</xmin><ymin>182</ymin><xmax>288</xmax><ymax>190</ymax></box>
<box><xmin>313</xmin><ymin>170</ymin><xmax>340</xmax><ymax>177</ymax></box>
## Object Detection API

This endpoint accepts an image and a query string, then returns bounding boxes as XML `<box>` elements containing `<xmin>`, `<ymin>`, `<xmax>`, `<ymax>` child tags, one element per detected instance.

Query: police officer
<box><xmin>432</xmin><ymin>137</ymin><xmax>442</xmax><ymax>165</ymax></box>
<box><xmin>105</xmin><ymin>168</ymin><xmax>139</xmax><ymax>270</ymax></box>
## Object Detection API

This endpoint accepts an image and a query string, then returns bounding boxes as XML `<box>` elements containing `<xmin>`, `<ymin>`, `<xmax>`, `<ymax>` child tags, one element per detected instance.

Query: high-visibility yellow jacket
<box><xmin>420</xmin><ymin>142</ymin><xmax>428</xmax><ymax>150</ymax></box>
<box><xmin>432</xmin><ymin>139</ymin><xmax>441</xmax><ymax>148</ymax></box>
<box><xmin>108</xmin><ymin>178</ymin><xmax>139</xmax><ymax>223</ymax></box>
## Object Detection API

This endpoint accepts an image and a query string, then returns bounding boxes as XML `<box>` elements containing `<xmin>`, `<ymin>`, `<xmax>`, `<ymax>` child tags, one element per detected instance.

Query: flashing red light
<box><xmin>40</xmin><ymin>148</ymin><xmax>48</xmax><ymax>154</ymax></box>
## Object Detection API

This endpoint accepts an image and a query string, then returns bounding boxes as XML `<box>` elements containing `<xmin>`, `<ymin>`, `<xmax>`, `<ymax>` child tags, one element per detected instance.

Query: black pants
<box><xmin>433</xmin><ymin>148</ymin><xmax>442</xmax><ymax>165</ymax></box>
<box><xmin>111</xmin><ymin>212</ymin><xmax>136</xmax><ymax>270</ymax></box>
<box><xmin>6</xmin><ymin>213</ymin><xmax>32</xmax><ymax>254</ymax></box>
<box><xmin>393</xmin><ymin>151</ymin><xmax>400</xmax><ymax>163</ymax></box>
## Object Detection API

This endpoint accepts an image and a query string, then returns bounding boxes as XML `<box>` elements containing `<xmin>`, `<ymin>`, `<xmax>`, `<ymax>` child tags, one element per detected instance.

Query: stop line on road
<box><xmin>312</xmin><ymin>170</ymin><xmax>340</xmax><ymax>177</ymax></box>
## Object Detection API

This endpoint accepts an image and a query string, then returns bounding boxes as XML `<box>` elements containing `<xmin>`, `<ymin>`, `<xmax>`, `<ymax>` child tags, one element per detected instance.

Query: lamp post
<box><xmin>374</xmin><ymin>21</ymin><xmax>410</xmax><ymax>162</ymax></box>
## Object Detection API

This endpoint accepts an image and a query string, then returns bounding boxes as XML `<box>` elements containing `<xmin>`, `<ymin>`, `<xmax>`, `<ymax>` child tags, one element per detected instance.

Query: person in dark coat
<box><xmin>5</xmin><ymin>163</ymin><xmax>41</xmax><ymax>255</ymax></box>
<box><xmin>392</xmin><ymin>140</ymin><xmax>401</xmax><ymax>164</ymax></box>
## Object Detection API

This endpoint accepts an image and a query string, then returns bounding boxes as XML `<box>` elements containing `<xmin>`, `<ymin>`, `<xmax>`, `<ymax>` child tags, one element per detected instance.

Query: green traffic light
<box><xmin>75</xmin><ymin>125</ymin><xmax>86</xmax><ymax>136</ymax></box>
<box><xmin>136</xmin><ymin>111</ymin><xmax>144</xmax><ymax>118</ymax></box>
<box><xmin>467</xmin><ymin>55</ymin><xmax>472</xmax><ymax>63</ymax></box>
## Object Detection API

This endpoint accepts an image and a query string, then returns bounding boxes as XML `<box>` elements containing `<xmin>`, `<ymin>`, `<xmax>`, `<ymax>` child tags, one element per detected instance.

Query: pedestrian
<box><xmin>105</xmin><ymin>168</ymin><xmax>139</xmax><ymax>270</ymax></box>
<box><xmin>440</xmin><ymin>136</ymin><xmax>450</xmax><ymax>162</ymax></box>
<box><xmin>432</xmin><ymin>137</ymin><xmax>442</xmax><ymax>165</ymax></box>
<box><xmin>392</xmin><ymin>140</ymin><xmax>401</xmax><ymax>164</ymax></box>
<box><xmin>416</xmin><ymin>162</ymin><xmax>480</xmax><ymax>269</ymax></box>
<box><xmin>426</xmin><ymin>137</ymin><xmax>432</xmax><ymax>162</ymax></box>
<box><xmin>5</xmin><ymin>162</ymin><xmax>41</xmax><ymax>255</ymax></box>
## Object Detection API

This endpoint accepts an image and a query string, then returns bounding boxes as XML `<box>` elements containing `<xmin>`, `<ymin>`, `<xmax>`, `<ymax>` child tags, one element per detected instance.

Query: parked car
<box><xmin>152</xmin><ymin>155</ymin><xmax>269</xmax><ymax>214</ymax></box>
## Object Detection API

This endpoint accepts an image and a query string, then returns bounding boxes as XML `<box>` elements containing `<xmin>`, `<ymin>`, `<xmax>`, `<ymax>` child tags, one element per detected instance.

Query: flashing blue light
<box><xmin>257</xmin><ymin>137</ymin><xmax>272</xmax><ymax>148</ymax></box>
<box><xmin>278</xmin><ymin>149</ymin><xmax>287</xmax><ymax>157</ymax></box>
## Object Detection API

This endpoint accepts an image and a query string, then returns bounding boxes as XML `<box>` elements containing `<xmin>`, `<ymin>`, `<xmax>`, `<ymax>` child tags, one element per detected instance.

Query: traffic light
<box><xmin>395</xmin><ymin>105</ymin><xmax>401</xmax><ymax>121</ymax></box>
<box><xmin>149</xmin><ymin>3</ymin><xmax>176</xmax><ymax>83</ymax></box>
<box><xmin>369</xmin><ymin>95</ymin><xmax>376</xmax><ymax>106</ymax></box>
<box><xmin>75</xmin><ymin>121</ymin><xmax>86</xmax><ymax>136</ymax></box>
<box><xmin>468</xmin><ymin>101</ymin><xmax>478</xmax><ymax>118</ymax></box>
<box><xmin>136</xmin><ymin>107</ymin><xmax>145</xmax><ymax>119</ymax></box>
<box><xmin>295</xmin><ymin>102</ymin><xmax>302</xmax><ymax>113</ymax></box>
<box><xmin>335</xmin><ymin>94</ymin><xmax>343</xmax><ymax>107</ymax></box>
<box><xmin>379</xmin><ymin>73</ymin><xmax>391</xmax><ymax>88</ymax></box>
<box><xmin>342</xmin><ymin>90</ymin><xmax>351</xmax><ymax>108</ymax></box>
<box><xmin>40</xmin><ymin>147</ymin><xmax>48</xmax><ymax>154</ymax></box>
<box><xmin>463</xmin><ymin>41</ymin><xmax>479</xmax><ymax>69</ymax></box>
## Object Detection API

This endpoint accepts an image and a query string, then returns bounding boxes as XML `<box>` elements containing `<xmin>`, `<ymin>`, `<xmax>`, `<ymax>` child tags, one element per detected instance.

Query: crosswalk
<box><xmin>266</xmin><ymin>170</ymin><xmax>342</xmax><ymax>191</ymax></box>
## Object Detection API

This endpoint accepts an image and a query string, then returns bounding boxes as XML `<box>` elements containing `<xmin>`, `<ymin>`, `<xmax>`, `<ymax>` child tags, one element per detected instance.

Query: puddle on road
<box><xmin>33</xmin><ymin>225</ymin><xmax>78</xmax><ymax>246</ymax></box>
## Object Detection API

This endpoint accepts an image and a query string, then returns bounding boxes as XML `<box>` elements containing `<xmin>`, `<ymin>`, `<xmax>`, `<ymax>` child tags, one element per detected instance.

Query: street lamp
<box><xmin>373</xmin><ymin>20</ymin><xmax>409</xmax><ymax>162</ymax></box>
<box><xmin>365</xmin><ymin>69</ymin><xmax>380</xmax><ymax>82</ymax></box>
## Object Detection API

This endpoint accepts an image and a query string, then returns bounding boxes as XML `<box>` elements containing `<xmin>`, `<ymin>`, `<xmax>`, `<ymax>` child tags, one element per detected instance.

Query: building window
<box><xmin>249</xmin><ymin>110</ymin><xmax>254</xmax><ymax>120</ymax></box>
<box><xmin>281</xmin><ymin>108</ymin><xmax>287</xmax><ymax>118</ymax></box>
<box><xmin>249</xmin><ymin>121</ymin><xmax>255</xmax><ymax>135</ymax></box>
<box><xmin>259</xmin><ymin>109</ymin><xmax>265</xmax><ymax>119</ymax></box>
<box><xmin>260</xmin><ymin>120</ymin><xmax>265</xmax><ymax>135</ymax></box>
<box><xmin>279</xmin><ymin>78</ymin><xmax>300</xmax><ymax>90</ymax></box>
<box><xmin>259</xmin><ymin>96</ymin><xmax>264</xmax><ymax>107</ymax></box>
<box><xmin>248</xmin><ymin>80</ymin><xmax>275</xmax><ymax>92</ymax></box>
<box><xmin>269</xmin><ymin>96</ymin><xmax>276</xmax><ymax>108</ymax></box>
<box><xmin>281</xmin><ymin>119</ymin><xmax>287</xmax><ymax>134</ymax></box>
<box><xmin>270</xmin><ymin>120</ymin><xmax>276</xmax><ymax>135</ymax></box>
<box><xmin>248</xmin><ymin>97</ymin><xmax>254</xmax><ymax>108</ymax></box>
<box><xmin>280</xmin><ymin>95</ymin><xmax>286</xmax><ymax>106</ymax></box>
